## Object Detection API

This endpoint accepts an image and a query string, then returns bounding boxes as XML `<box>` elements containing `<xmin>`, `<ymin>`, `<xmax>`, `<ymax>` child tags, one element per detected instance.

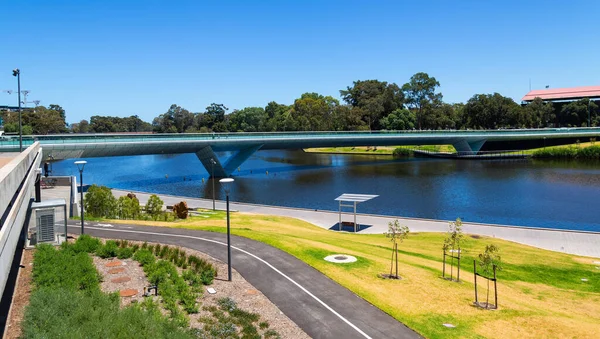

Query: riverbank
<box><xmin>107</xmin><ymin>189</ymin><xmax>600</xmax><ymax>258</ymax></box>
<box><xmin>304</xmin><ymin>145</ymin><xmax>455</xmax><ymax>155</ymax></box>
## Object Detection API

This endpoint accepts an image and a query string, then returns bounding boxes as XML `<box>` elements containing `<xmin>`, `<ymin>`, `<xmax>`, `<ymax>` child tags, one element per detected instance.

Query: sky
<box><xmin>1</xmin><ymin>0</ymin><xmax>599</xmax><ymax>123</ymax></box>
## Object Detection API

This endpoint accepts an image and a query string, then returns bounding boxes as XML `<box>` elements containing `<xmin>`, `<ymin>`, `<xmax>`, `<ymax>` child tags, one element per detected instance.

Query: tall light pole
<box><xmin>219</xmin><ymin>177</ymin><xmax>234</xmax><ymax>282</ymax></box>
<box><xmin>210</xmin><ymin>158</ymin><xmax>217</xmax><ymax>210</ymax></box>
<box><xmin>12</xmin><ymin>69</ymin><xmax>22</xmax><ymax>152</ymax></box>
<box><xmin>589</xmin><ymin>99</ymin><xmax>592</xmax><ymax>128</ymax></box>
<box><xmin>75</xmin><ymin>161</ymin><xmax>87</xmax><ymax>234</ymax></box>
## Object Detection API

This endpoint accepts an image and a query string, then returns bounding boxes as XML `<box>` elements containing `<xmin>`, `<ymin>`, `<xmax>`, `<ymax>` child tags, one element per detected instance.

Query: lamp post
<box><xmin>219</xmin><ymin>177</ymin><xmax>234</xmax><ymax>281</ymax></box>
<box><xmin>210</xmin><ymin>158</ymin><xmax>217</xmax><ymax>210</ymax></box>
<box><xmin>75</xmin><ymin>161</ymin><xmax>87</xmax><ymax>234</ymax></box>
<box><xmin>12</xmin><ymin>69</ymin><xmax>22</xmax><ymax>152</ymax></box>
<box><xmin>589</xmin><ymin>99</ymin><xmax>592</xmax><ymax>128</ymax></box>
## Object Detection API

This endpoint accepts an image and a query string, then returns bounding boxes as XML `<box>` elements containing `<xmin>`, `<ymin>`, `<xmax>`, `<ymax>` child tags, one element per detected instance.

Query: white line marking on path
<box><xmin>70</xmin><ymin>225</ymin><xmax>372</xmax><ymax>339</ymax></box>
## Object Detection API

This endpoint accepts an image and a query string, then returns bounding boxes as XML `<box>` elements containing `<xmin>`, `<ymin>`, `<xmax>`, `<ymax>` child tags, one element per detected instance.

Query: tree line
<box><xmin>2</xmin><ymin>72</ymin><xmax>599</xmax><ymax>135</ymax></box>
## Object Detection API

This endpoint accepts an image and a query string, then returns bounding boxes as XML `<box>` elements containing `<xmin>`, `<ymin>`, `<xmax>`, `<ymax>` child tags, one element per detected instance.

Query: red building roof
<box><xmin>522</xmin><ymin>86</ymin><xmax>600</xmax><ymax>102</ymax></box>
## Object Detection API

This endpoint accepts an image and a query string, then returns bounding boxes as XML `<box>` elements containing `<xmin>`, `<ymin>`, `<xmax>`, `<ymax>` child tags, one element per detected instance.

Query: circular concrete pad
<box><xmin>324</xmin><ymin>254</ymin><xmax>357</xmax><ymax>264</ymax></box>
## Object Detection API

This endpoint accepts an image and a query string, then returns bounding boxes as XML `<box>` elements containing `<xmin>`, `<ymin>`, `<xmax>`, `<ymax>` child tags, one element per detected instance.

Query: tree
<box><xmin>84</xmin><ymin>185</ymin><xmax>117</xmax><ymax>218</ymax></box>
<box><xmin>558</xmin><ymin>99</ymin><xmax>599</xmax><ymax>127</ymax></box>
<box><xmin>48</xmin><ymin>104</ymin><xmax>66</xmax><ymax>121</ymax></box>
<box><xmin>290</xmin><ymin>93</ymin><xmax>338</xmax><ymax>131</ymax></box>
<box><xmin>384</xmin><ymin>220</ymin><xmax>410</xmax><ymax>279</ymax></box>
<box><xmin>443</xmin><ymin>218</ymin><xmax>463</xmax><ymax>281</ymax></box>
<box><xmin>145</xmin><ymin>194</ymin><xmax>164</xmax><ymax>220</ymax></box>
<box><xmin>341</xmin><ymin>80</ymin><xmax>404</xmax><ymax>130</ymax></box>
<box><xmin>402</xmin><ymin>72</ymin><xmax>442</xmax><ymax>130</ymax></box>
<box><xmin>462</xmin><ymin>93</ymin><xmax>522</xmax><ymax>129</ymax></box>
<box><xmin>478</xmin><ymin>244</ymin><xmax>502</xmax><ymax>309</ymax></box>
<box><xmin>205</xmin><ymin>103</ymin><xmax>228</xmax><ymax>125</ymax></box>
<box><xmin>380</xmin><ymin>108</ymin><xmax>416</xmax><ymax>130</ymax></box>
<box><xmin>228</xmin><ymin>107</ymin><xmax>267</xmax><ymax>132</ymax></box>
<box><xmin>117</xmin><ymin>195</ymin><xmax>140</xmax><ymax>219</ymax></box>
<box><xmin>522</xmin><ymin>97</ymin><xmax>555</xmax><ymax>128</ymax></box>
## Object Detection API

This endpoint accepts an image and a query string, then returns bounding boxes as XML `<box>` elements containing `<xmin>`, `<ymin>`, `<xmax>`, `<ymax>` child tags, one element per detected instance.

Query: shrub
<box><xmin>200</xmin><ymin>268</ymin><xmax>215</xmax><ymax>285</ymax></box>
<box><xmin>71</xmin><ymin>234</ymin><xmax>101</xmax><ymax>253</ymax></box>
<box><xmin>131</xmin><ymin>244</ymin><xmax>140</xmax><ymax>253</ymax></box>
<box><xmin>22</xmin><ymin>288</ymin><xmax>194</xmax><ymax>339</ymax></box>
<box><xmin>117</xmin><ymin>247</ymin><xmax>134</xmax><ymax>259</ymax></box>
<box><xmin>117</xmin><ymin>195</ymin><xmax>141</xmax><ymax>219</ymax></box>
<box><xmin>217</xmin><ymin>297</ymin><xmax>237</xmax><ymax>312</ymax></box>
<box><xmin>392</xmin><ymin>147</ymin><xmax>412</xmax><ymax>157</ymax></box>
<box><xmin>133</xmin><ymin>249</ymin><xmax>156</xmax><ymax>266</ymax></box>
<box><xmin>96</xmin><ymin>240</ymin><xmax>119</xmax><ymax>258</ymax></box>
<box><xmin>264</xmin><ymin>329</ymin><xmax>281</xmax><ymax>339</ymax></box>
<box><xmin>259</xmin><ymin>321</ymin><xmax>269</xmax><ymax>329</ymax></box>
<box><xmin>84</xmin><ymin>185</ymin><xmax>118</xmax><ymax>218</ymax></box>
<box><xmin>33</xmin><ymin>244</ymin><xmax>100</xmax><ymax>292</ymax></box>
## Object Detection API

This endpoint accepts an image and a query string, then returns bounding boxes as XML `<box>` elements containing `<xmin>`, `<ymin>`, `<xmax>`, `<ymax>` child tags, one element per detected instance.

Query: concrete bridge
<box><xmin>1</xmin><ymin>128</ymin><xmax>600</xmax><ymax>177</ymax></box>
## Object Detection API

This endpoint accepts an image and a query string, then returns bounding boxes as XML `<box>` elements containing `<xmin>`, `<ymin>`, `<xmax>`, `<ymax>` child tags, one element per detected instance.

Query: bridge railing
<box><xmin>1</xmin><ymin>127</ymin><xmax>600</xmax><ymax>147</ymax></box>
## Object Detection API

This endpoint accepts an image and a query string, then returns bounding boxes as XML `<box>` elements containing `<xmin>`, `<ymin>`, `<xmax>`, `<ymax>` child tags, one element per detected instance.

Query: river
<box><xmin>50</xmin><ymin>150</ymin><xmax>600</xmax><ymax>232</ymax></box>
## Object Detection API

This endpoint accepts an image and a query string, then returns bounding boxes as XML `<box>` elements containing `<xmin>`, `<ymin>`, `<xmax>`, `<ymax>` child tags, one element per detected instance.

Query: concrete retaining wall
<box><xmin>0</xmin><ymin>143</ymin><xmax>42</xmax><ymax>297</ymax></box>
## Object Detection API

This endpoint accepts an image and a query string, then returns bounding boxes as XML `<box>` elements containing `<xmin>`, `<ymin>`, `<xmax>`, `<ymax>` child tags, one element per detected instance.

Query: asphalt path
<box><xmin>68</xmin><ymin>221</ymin><xmax>421</xmax><ymax>339</ymax></box>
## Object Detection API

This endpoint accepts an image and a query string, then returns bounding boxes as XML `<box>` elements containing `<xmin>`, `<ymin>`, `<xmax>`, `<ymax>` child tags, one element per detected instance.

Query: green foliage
<box><xmin>443</xmin><ymin>218</ymin><xmax>464</xmax><ymax>252</ymax></box>
<box><xmin>340</xmin><ymin>79</ymin><xmax>404</xmax><ymax>130</ymax></box>
<box><xmin>145</xmin><ymin>194</ymin><xmax>164</xmax><ymax>219</ymax></box>
<box><xmin>385</xmin><ymin>220</ymin><xmax>410</xmax><ymax>244</ymax></box>
<box><xmin>533</xmin><ymin>145</ymin><xmax>600</xmax><ymax>159</ymax></box>
<box><xmin>478</xmin><ymin>244</ymin><xmax>502</xmax><ymax>277</ymax></box>
<box><xmin>402</xmin><ymin>72</ymin><xmax>442</xmax><ymax>130</ymax></box>
<box><xmin>392</xmin><ymin>147</ymin><xmax>412</xmax><ymax>157</ymax></box>
<box><xmin>71</xmin><ymin>234</ymin><xmax>102</xmax><ymax>253</ymax></box>
<box><xmin>117</xmin><ymin>246</ymin><xmax>134</xmax><ymax>259</ymax></box>
<box><xmin>217</xmin><ymin>297</ymin><xmax>237</xmax><ymax>312</ymax></box>
<box><xmin>84</xmin><ymin>185</ymin><xmax>117</xmax><ymax>218</ymax></box>
<box><xmin>117</xmin><ymin>195</ymin><xmax>141</xmax><ymax>219</ymax></box>
<box><xmin>22</xmin><ymin>288</ymin><xmax>194</xmax><ymax>339</ymax></box>
<box><xmin>33</xmin><ymin>244</ymin><xmax>100</xmax><ymax>292</ymax></box>
<box><xmin>96</xmin><ymin>240</ymin><xmax>119</xmax><ymax>258</ymax></box>
<box><xmin>133</xmin><ymin>248</ymin><xmax>156</xmax><ymax>266</ymax></box>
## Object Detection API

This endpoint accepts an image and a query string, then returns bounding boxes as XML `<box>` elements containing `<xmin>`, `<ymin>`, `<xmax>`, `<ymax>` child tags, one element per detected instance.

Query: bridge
<box><xmin>1</xmin><ymin>128</ymin><xmax>600</xmax><ymax>177</ymax></box>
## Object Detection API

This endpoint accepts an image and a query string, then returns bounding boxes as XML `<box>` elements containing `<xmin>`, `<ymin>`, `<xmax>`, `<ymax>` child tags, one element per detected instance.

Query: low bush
<box><xmin>117</xmin><ymin>246</ymin><xmax>134</xmax><ymax>259</ymax></box>
<box><xmin>71</xmin><ymin>234</ymin><xmax>102</xmax><ymax>253</ymax></box>
<box><xmin>22</xmin><ymin>288</ymin><xmax>194</xmax><ymax>339</ymax></box>
<box><xmin>133</xmin><ymin>248</ymin><xmax>156</xmax><ymax>266</ymax></box>
<box><xmin>392</xmin><ymin>147</ymin><xmax>412</xmax><ymax>157</ymax></box>
<box><xmin>96</xmin><ymin>240</ymin><xmax>119</xmax><ymax>258</ymax></box>
<box><xmin>33</xmin><ymin>244</ymin><xmax>100</xmax><ymax>292</ymax></box>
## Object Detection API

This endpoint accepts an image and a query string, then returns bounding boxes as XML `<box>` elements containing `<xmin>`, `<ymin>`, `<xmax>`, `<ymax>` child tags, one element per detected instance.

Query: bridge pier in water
<box><xmin>195</xmin><ymin>145</ymin><xmax>263</xmax><ymax>178</ymax></box>
<box><xmin>452</xmin><ymin>139</ymin><xmax>487</xmax><ymax>154</ymax></box>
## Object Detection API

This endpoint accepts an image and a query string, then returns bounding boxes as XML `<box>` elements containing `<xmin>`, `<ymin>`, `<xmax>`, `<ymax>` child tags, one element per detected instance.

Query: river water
<box><xmin>51</xmin><ymin>150</ymin><xmax>600</xmax><ymax>232</ymax></box>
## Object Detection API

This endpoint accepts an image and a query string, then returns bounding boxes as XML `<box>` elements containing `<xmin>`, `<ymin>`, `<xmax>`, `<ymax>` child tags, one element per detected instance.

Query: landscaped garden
<box><xmin>102</xmin><ymin>210</ymin><xmax>600</xmax><ymax>339</ymax></box>
<box><xmin>19</xmin><ymin>235</ymin><xmax>292</xmax><ymax>339</ymax></box>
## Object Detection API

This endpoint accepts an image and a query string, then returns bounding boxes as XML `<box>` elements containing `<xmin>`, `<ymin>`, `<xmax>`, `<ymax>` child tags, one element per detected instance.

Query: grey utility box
<box><xmin>27</xmin><ymin>199</ymin><xmax>67</xmax><ymax>247</ymax></box>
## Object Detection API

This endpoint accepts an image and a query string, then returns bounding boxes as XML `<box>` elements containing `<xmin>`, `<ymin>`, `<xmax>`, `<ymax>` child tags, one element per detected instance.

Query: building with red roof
<box><xmin>522</xmin><ymin>86</ymin><xmax>600</xmax><ymax>103</ymax></box>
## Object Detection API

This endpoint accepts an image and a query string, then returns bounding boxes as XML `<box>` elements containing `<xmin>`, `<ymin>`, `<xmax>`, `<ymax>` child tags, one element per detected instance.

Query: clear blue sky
<box><xmin>1</xmin><ymin>0</ymin><xmax>599</xmax><ymax>123</ymax></box>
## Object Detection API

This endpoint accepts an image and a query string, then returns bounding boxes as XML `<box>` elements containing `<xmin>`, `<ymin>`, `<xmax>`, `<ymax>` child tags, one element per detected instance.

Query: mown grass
<box><xmin>103</xmin><ymin>213</ymin><xmax>600</xmax><ymax>339</ymax></box>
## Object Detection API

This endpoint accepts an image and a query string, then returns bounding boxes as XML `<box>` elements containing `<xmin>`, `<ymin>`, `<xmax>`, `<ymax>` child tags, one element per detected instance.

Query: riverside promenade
<box><xmin>110</xmin><ymin>189</ymin><xmax>600</xmax><ymax>258</ymax></box>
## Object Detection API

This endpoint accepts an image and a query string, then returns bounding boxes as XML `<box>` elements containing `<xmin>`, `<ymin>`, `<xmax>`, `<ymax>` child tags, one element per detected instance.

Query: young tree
<box><xmin>478</xmin><ymin>244</ymin><xmax>502</xmax><ymax>309</ymax></box>
<box><xmin>384</xmin><ymin>220</ymin><xmax>410</xmax><ymax>279</ymax></box>
<box><xmin>117</xmin><ymin>195</ymin><xmax>141</xmax><ymax>219</ymax></box>
<box><xmin>443</xmin><ymin>218</ymin><xmax>464</xmax><ymax>281</ymax></box>
<box><xmin>145</xmin><ymin>194</ymin><xmax>164</xmax><ymax>220</ymax></box>
<box><xmin>84</xmin><ymin>185</ymin><xmax>117</xmax><ymax>218</ymax></box>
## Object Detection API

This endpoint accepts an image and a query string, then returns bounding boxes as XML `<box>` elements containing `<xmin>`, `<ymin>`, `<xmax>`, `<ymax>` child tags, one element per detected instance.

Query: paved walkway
<box><xmin>113</xmin><ymin>189</ymin><xmax>600</xmax><ymax>258</ymax></box>
<box><xmin>67</xmin><ymin>221</ymin><xmax>421</xmax><ymax>339</ymax></box>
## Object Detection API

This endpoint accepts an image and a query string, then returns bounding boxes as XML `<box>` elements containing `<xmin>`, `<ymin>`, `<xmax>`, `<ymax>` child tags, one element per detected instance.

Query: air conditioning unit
<box><xmin>36</xmin><ymin>208</ymin><xmax>56</xmax><ymax>243</ymax></box>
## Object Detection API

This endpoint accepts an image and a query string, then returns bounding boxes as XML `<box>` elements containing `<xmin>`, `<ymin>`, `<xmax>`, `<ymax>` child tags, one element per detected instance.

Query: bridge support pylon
<box><xmin>452</xmin><ymin>139</ymin><xmax>486</xmax><ymax>154</ymax></box>
<box><xmin>195</xmin><ymin>144</ymin><xmax>263</xmax><ymax>178</ymax></box>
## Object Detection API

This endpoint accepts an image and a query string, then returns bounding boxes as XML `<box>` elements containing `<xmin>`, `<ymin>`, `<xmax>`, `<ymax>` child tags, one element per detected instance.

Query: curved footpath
<box><xmin>67</xmin><ymin>221</ymin><xmax>421</xmax><ymax>339</ymax></box>
<box><xmin>112</xmin><ymin>189</ymin><xmax>600</xmax><ymax>258</ymax></box>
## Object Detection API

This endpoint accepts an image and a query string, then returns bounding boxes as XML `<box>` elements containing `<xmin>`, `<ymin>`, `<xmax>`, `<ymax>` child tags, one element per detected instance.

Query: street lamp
<box><xmin>75</xmin><ymin>161</ymin><xmax>87</xmax><ymax>234</ymax></box>
<box><xmin>219</xmin><ymin>177</ymin><xmax>234</xmax><ymax>281</ymax></box>
<box><xmin>12</xmin><ymin>69</ymin><xmax>22</xmax><ymax>152</ymax></box>
<box><xmin>210</xmin><ymin>158</ymin><xmax>217</xmax><ymax>210</ymax></box>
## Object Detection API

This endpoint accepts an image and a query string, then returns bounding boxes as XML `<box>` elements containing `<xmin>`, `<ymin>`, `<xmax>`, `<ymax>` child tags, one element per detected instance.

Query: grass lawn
<box><xmin>104</xmin><ymin>213</ymin><xmax>600</xmax><ymax>339</ymax></box>
<box><xmin>304</xmin><ymin>145</ymin><xmax>456</xmax><ymax>155</ymax></box>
